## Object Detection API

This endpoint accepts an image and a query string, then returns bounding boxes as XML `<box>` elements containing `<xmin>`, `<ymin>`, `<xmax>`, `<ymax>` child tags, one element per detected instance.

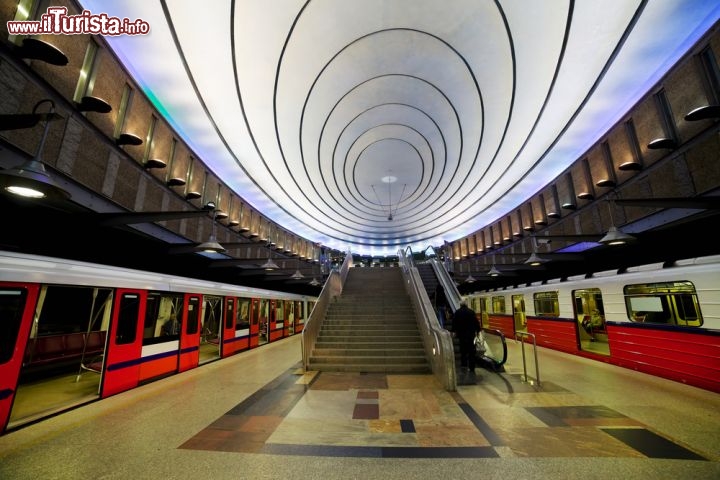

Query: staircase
<box><xmin>308</xmin><ymin>267</ymin><xmax>431</xmax><ymax>373</ymax></box>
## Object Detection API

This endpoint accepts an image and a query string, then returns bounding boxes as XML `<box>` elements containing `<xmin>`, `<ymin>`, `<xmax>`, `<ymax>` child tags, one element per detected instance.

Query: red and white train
<box><xmin>0</xmin><ymin>251</ymin><xmax>316</xmax><ymax>435</ymax></box>
<box><xmin>465</xmin><ymin>254</ymin><xmax>720</xmax><ymax>393</ymax></box>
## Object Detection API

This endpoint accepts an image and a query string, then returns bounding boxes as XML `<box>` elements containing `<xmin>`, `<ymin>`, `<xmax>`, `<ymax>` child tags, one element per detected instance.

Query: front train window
<box><xmin>624</xmin><ymin>281</ymin><xmax>702</xmax><ymax>327</ymax></box>
<box><xmin>534</xmin><ymin>291</ymin><xmax>559</xmax><ymax>317</ymax></box>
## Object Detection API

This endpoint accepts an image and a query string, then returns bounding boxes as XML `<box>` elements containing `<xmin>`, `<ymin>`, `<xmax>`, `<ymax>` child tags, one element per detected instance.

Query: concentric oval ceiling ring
<box><xmin>80</xmin><ymin>0</ymin><xmax>720</xmax><ymax>254</ymax></box>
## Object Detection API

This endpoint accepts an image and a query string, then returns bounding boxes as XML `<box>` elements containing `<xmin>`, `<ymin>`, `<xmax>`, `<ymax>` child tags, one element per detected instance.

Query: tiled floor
<box><xmin>179</xmin><ymin>367</ymin><xmax>711</xmax><ymax>461</ymax></box>
<box><xmin>0</xmin><ymin>335</ymin><xmax>718</xmax><ymax>480</ymax></box>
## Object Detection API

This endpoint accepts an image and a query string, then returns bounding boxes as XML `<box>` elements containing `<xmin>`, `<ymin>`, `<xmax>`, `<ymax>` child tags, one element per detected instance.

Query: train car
<box><xmin>464</xmin><ymin>255</ymin><xmax>720</xmax><ymax>393</ymax></box>
<box><xmin>0</xmin><ymin>251</ymin><xmax>316</xmax><ymax>435</ymax></box>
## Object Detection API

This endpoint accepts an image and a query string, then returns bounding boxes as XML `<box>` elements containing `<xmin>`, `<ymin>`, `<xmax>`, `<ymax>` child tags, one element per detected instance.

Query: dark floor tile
<box><xmin>400</xmin><ymin>419</ymin><xmax>415</xmax><ymax>433</ymax></box>
<box><xmin>601</xmin><ymin>428</ymin><xmax>709</xmax><ymax>460</ymax></box>
<box><xmin>353</xmin><ymin>403</ymin><xmax>379</xmax><ymax>419</ymax></box>
<box><xmin>357</xmin><ymin>390</ymin><xmax>379</xmax><ymax>400</ymax></box>
<box><xmin>457</xmin><ymin>402</ymin><xmax>503</xmax><ymax>446</ymax></box>
<box><xmin>526</xmin><ymin>405</ymin><xmax>628</xmax><ymax>427</ymax></box>
<box><xmin>380</xmin><ymin>446</ymin><xmax>499</xmax><ymax>458</ymax></box>
<box><xmin>263</xmin><ymin>443</ymin><xmax>383</xmax><ymax>457</ymax></box>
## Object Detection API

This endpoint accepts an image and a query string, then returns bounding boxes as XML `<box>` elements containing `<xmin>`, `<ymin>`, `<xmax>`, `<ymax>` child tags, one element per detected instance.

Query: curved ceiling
<box><xmin>79</xmin><ymin>0</ymin><xmax>720</xmax><ymax>256</ymax></box>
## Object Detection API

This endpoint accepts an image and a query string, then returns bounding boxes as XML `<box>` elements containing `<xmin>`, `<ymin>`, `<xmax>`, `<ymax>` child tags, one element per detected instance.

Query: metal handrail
<box><xmin>429</xmin><ymin>258</ymin><xmax>462</xmax><ymax>312</ymax></box>
<box><xmin>514</xmin><ymin>331</ymin><xmax>540</xmax><ymax>386</ymax></box>
<box><xmin>301</xmin><ymin>252</ymin><xmax>353</xmax><ymax>371</ymax></box>
<box><xmin>400</xmin><ymin>245</ymin><xmax>456</xmax><ymax>391</ymax></box>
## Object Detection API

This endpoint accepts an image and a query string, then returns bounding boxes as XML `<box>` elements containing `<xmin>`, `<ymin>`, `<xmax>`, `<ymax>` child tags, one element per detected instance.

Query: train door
<box><xmin>270</xmin><ymin>300</ymin><xmax>287</xmax><ymax>340</ymax></box>
<box><xmin>178</xmin><ymin>294</ymin><xmax>202</xmax><ymax>372</ymax></box>
<box><xmin>199</xmin><ymin>295</ymin><xmax>222</xmax><ymax>364</ymax></box>
<box><xmin>222</xmin><ymin>297</ymin><xmax>236</xmax><ymax>357</ymax></box>
<box><xmin>249</xmin><ymin>298</ymin><xmax>260</xmax><ymax>347</ymax></box>
<box><xmin>103</xmin><ymin>289</ymin><xmax>146</xmax><ymax>397</ymax></box>
<box><xmin>479</xmin><ymin>297</ymin><xmax>490</xmax><ymax>328</ymax></box>
<box><xmin>573</xmin><ymin>288</ymin><xmax>609</xmax><ymax>355</ymax></box>
<box><xmin>512</xmin><ymin>294</ymin><xmax>526</xmax><ymax>332</ymax></box>
<box><xmin>9</xmin><ymin>285</ymin><xmax>113</xmax><ymax>429</ymax></box>
<box><xmin>258</xmin><ymin>298</ymin><xmax>269</xmax><ymax>345</ymax></box>
<box><xmin>0</xmin><ymin>283</ymin><xmax>39</xmax><ymax>433</ymax></box>
<box><xmin>295</xmin><ymin>300</ymin><xmax>304</xmax><ymax>333</ymax></box>
<box><xmin>234</xmin><ymin>297</ymin><xmax>251</xmax><ymax>352</ymax></box>
<box><xmin>286</xmin><ymin>300</ymin><xmax>295</xmax><ymax>336</ymax></box>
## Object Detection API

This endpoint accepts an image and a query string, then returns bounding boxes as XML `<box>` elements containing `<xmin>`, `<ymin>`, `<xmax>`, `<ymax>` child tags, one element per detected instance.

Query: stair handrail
<box><xmin>301</xmin><ymin>252</ymin><xmax>353</xmax><ymax>371</ymax></box>
<box><xmin>400</xmin><ymin>246</ymin><xmax>457</xmax><ymax>391</ymax></box>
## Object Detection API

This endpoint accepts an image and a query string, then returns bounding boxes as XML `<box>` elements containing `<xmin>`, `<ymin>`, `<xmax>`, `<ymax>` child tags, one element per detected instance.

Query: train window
<box><xmin>237</xmin><ymin>298</ymin><xmax>251</xmax><ymax>330</ymax></box>
<box><xmin>187</xmin><ymin>297</ymin><xmax>200</xmax><ymax>334</ymax></box>
<box><xmin>143</xmin><ymin>292</ymin><xmax>183</xmax><ymax>343</ymax></box>
<box><xmin>0</xmin><ymin>288</ymin><xmax>28</xmax><ymax>364</ymax></box>
<box><xmin>533</xmin><ymin>291</ymin><xmax>559</xmax><ymax>317</ymax></box>
<box><xmin>624</xmin><ymin>281</ymin><xmax>702</xmax><ymax>327</ymax></box>
<box><xmin>573</xmin><ymin>288</ymin><xmax>605</xmax><ymax>318</ymax></box>
<box><xmin>116</xmin><ymin>293</ymin><xmax>140</xmax><ymax>345</ymax></box>
<box><xmin>491</xmin><ymin>296</ymin><xmax>506</xmax><ymax>314</ymax></box>
<box><xmin>225</xmin><ymin>298</ymin><xmax>235</xmax><ymax>329</ymax></box>
<box><xmin>35</xmin><ymin>286</ymin><xmax>112</xmax><ymax>335</ymax></box>
<box><xmin>675</xmin><ymin>294</ymin><xmax>702</xmax><ymax>326</ymax></box>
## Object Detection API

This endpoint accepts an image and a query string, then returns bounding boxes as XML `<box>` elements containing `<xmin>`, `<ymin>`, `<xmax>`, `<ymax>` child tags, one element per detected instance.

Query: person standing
<box><xmin>434</xmin><ymin>283</ymin><xmax>448</xmax><ymax>327</ymax></box>
<box><xmin>452</xmin><ymin>301</ymin><xmax>481</xmax><ymax>373</ymax></box>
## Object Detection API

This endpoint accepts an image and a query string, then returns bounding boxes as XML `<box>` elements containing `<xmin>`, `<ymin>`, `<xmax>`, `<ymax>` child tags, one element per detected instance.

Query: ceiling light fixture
<box><xmin>372</xmin><ymin>171</ymin><xmax>407</xmax><ymax>221</ymax></box>
<box><xmin>75</xmin><ymin>95</ymin><xmax>112</xmax><ymax>113</ymax></box>
<box><xmin>599</xmin><ymin>197</ymin><xmax>636</xmax><ymax>246</ymax></box>
<box><xmin>196</xmin><ymin>209</ymin><xmax>226</xmax><ymax>254</ymax></box>
<box><xmin>524</xmin><ymin>236</ymin><xmax>550</xmax><ymax>266</ymax></box>
<box><xmin>290</xmin><ymin>258</ymin><xmax>305</xmax><ymax>279</ymax></box>
<box><xmin>524</xmin><ymin>252</ymin><xmax>549</xmax><ymax>266</ymax></box>
<box><xmin>0</xmin><ymin>99</ymin><xmax>70</xmax><ymax>201</ymax></box>
<box><xmin>15</xmin><ymin>38</ymin><xmax>69</xmax><ymax>65</ymax></box>
<box><xmin>261</xmin><ymin>257</ymin><xmax>279</xmax><ymax>270</ymax></box>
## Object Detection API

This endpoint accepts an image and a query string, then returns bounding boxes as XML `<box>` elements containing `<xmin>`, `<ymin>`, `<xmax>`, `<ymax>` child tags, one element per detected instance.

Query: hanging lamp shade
<box><xmin>197</xmin><ymin>234</ymin><xmax>225</xmax><ymax>253</ymax></box>
<box><xmin>524</xmin><ymin>252</ymin><xmax>549</xmax><ymax>266</ymax></box>
<box><xmin>261</xmin><ymin>258</ymin><xmax>279</xmax><ymax>270</ymax></box>
<box><xmin>0</xmin><ymin>158</ymin><xmax>70</xmax><ymax>200</ymax></box>
<box><xmin>599</xmin><ymin>226</ymin><xmax>636</xmax><ymax>245</ymax></box>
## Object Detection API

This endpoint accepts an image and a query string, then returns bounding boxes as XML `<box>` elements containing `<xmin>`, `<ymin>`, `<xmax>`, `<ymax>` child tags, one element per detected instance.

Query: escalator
<box><xmin>420</xmin><ymin>258</ymin><xmax>508</xmax><ymax>372</ymax></box>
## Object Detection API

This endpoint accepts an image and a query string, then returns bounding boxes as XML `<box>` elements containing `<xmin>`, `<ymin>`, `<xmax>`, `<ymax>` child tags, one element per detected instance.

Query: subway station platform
<box><xmin>0</xmin><ymin>335</ymin><xmax>718</xmax><ymax>480</ymax></box>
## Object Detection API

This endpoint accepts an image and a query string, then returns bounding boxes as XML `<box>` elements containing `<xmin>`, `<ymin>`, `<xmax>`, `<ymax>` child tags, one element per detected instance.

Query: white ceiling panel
<box><xmin>79</xmin><ymin>0</ymin><xmax>720</xmax><ymax>255</ymax></box>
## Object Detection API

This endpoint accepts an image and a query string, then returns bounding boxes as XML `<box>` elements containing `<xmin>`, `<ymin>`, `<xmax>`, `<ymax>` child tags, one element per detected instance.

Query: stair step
<box><xmin>306</xmin><ymin>363</ymin><xmax>432</xmax><ymax>373</ymax></box>
<box><xmin>309</xmin><ymin>355</ymin><xmax>429</xmax><ymax>365</ymax></box>
<box><xmin>315</xmin><ymin>342</ymin><xmax>424</xmax><ymax>349</ymax></box>
<box><xmin>312</xmin><ymin>348</ymin><xmax>426</xmax><ymax>356</ymax></box>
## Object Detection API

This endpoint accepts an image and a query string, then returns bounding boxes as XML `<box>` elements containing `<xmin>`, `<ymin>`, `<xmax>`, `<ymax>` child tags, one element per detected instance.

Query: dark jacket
<box><xmin>434</xmin><ymin>284</ymin><xmax>447</xmax><ymax>307</ymax></box>
<box><xmin>452</xmin><ymin>305</ymin><xmax>480</xmax><ymax>338</ymax></box>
